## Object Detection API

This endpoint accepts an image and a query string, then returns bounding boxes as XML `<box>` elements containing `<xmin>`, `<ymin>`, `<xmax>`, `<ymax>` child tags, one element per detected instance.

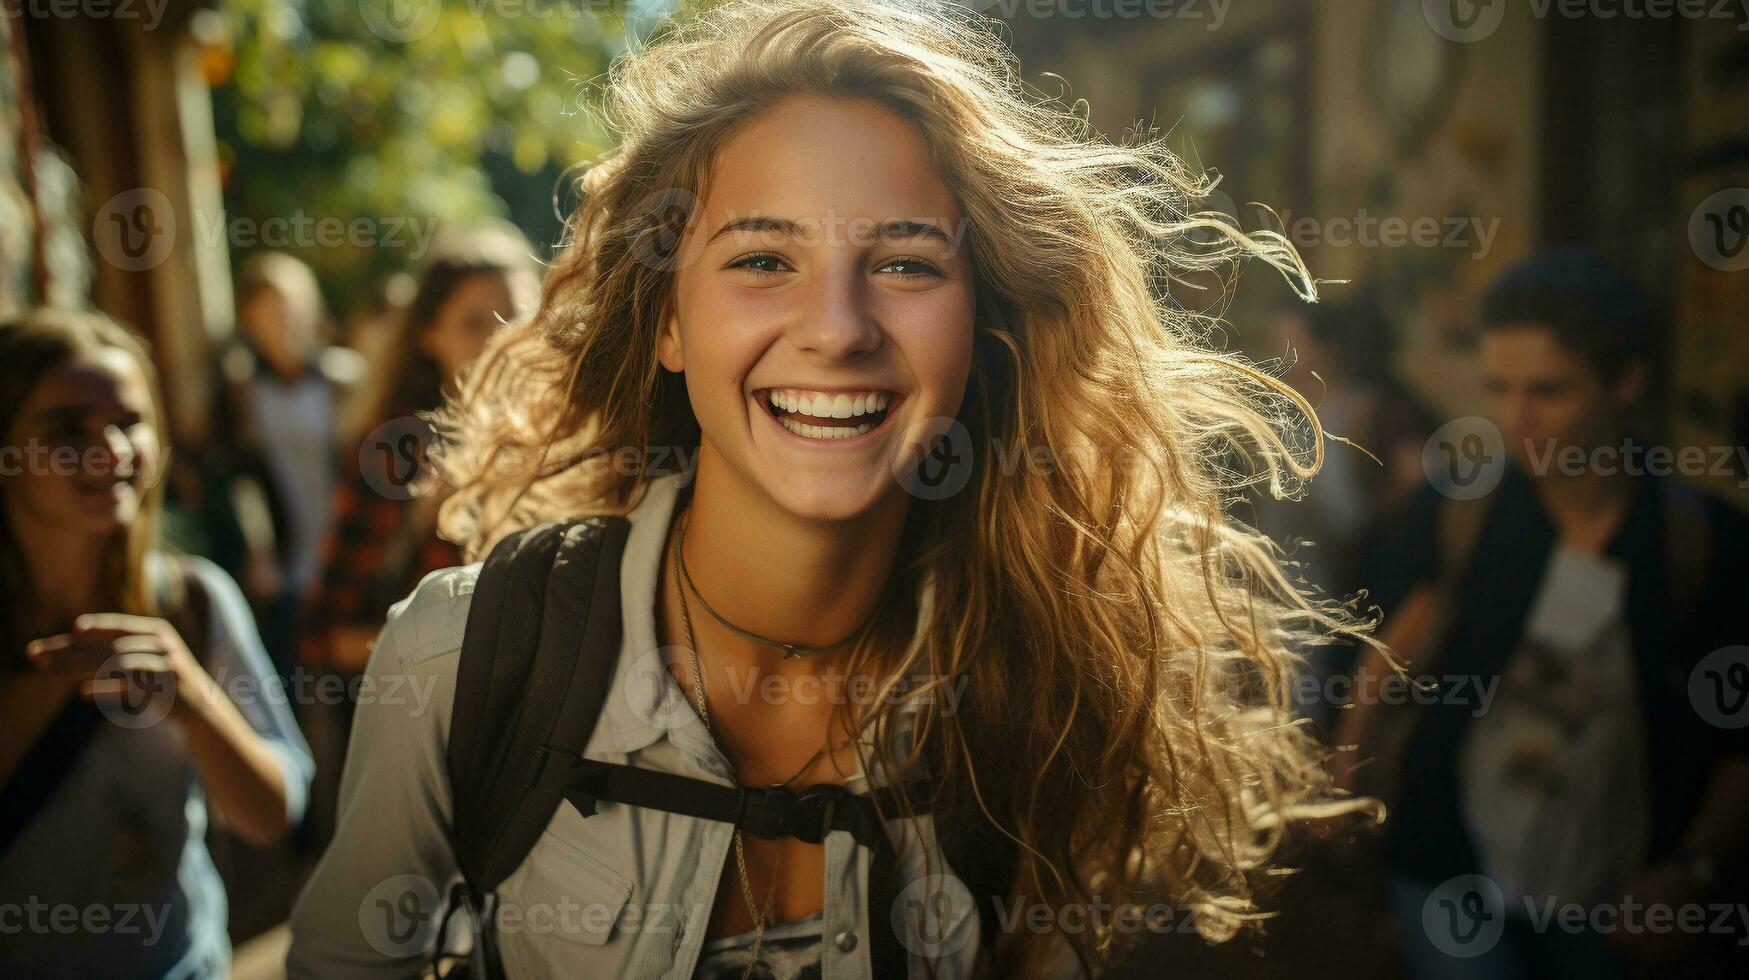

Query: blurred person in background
<box><xmin>1262</xmin><ymin>294</ymin><xmax>1436</xmax><ymax>596</ymax></box>
<box><xmin>1338</xmin><ymin>250</ymin><xmax>1749</xmax><ymax>980</ymax></box>
<box><xmin>1247</xmin><ymin>295</ymin><xmax>1436</xmax><ymax>733</ymax></box>
<box><xmin>0</xmin><ymin>308</ymin><xmax>314</xmax><ymax>979</ymax></box>
<box><xmin>294</xmin><ymin>224</ymin><xmax>537</xmax><ymax>848</ymax></box>
<box><xmin>218</xmin><ymin>252</ymin><xmax>364</xmax><ymax>676</ymax></box>
<box><xmin>333</xmin><ymin>270</ymin><xmax>419</xmax><ymax>451</ymax></box>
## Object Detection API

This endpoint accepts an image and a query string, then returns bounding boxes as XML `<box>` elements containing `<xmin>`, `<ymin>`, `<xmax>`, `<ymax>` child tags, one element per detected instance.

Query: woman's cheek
<box><xmin>897</xmin><ymin>294</ymin><xmax>976</xmax><ymax>414</ymax></box>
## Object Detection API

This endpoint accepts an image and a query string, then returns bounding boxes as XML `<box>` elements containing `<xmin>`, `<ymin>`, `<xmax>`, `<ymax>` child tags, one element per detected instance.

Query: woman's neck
<box><xmin>673</xmin><ymin>450</ymin><xmax>910</xmax><ymax>680</ymax></box>
<box><xmin>7</xmin><ymin>510</ymin><xmax>111</xmax><ymax>628</ymax></box>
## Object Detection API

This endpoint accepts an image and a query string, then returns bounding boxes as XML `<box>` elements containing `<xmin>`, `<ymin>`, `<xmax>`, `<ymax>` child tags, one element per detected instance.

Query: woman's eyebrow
<box><xmin>704</xmin><ymin>215</ymin><xmax>958</xmax><ymax>248</ymax></box>
<box><xmin>28</xmin><ymin>404</ymin><xmax>93</xmax><ymax>426</ymax></box>
<box><xmin>876</xmin><ymin>219</ymin><xmax>956</xmax><ymax>247</ymax></box>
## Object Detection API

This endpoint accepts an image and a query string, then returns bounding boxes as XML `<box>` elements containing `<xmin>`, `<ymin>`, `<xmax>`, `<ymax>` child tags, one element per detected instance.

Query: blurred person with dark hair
<box><xmin>300</xmin><ymin>223</ymin><xmax>538</xmax><ymax>678</ymax></box>
<box><xmin>1338</xmin><ymin>250</ymin><xmax>1749</xmax><ymax>979</ymax></box>
<box><xmin>1249</xmin><ymin>295</ymin><xmax>1437</xmax><ymax>734</ymax></box>
<box><xmin>217</xmin><ymin>252</ymin><xmax>364</xmax><ymax>675</ymax></box>
<box><xmin>333</xmin><ymin>270</ymin><xmax>419</xmax><ymax>450</ymax></box>
<box><xmin>0</xmin><ymin>308</ymin><xmax>313</xmax><ymax>979</ymax></box>
<box><xmin>1256</xmin><ymin>294</ymin><xmax>1437</xmax><ymax>597</ymax></box>
<box><xmin>293</xmin><ymin>226</ymin><xmax>536</xmax><ymax>849</ymax></box>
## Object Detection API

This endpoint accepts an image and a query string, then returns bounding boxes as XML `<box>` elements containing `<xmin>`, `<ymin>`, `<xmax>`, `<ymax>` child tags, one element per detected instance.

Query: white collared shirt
<box><xmin>286</xmin><ymin>472</ymin><xmax>1023</xmax><ymax>979</ymax></box>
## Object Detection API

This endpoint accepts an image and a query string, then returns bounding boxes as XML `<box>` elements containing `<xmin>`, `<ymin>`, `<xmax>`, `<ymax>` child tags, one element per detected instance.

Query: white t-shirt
<box><xmin>1459</xmin><ymin>545</ymin><xmax>1652</xmax><ymax>909</ymax></box>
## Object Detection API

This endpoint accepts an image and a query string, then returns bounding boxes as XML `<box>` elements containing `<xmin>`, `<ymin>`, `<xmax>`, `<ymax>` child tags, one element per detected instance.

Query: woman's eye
<box><xmin>727</xmin><ymin>254</ymin><xmax>943</xmax><ymax>278</ymax></box>
<box><xmin>729</xmin><ymin>252</ymin><xmax>788</xmax><ymax>277</ymax></box>
<box><xmin>879</xmin><ymin>257</ymin><xmax>942</xmax><ymax>279</ymax></box>
<box><xmin>42</xmin><ymin>422</ymin><xmax>87</xmax><ymax>445</ymax></box>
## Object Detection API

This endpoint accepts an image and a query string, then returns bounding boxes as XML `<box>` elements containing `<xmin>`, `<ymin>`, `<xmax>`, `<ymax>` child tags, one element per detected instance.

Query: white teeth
<box><xmin>777</xmin><ymin>418</ymin><xmax>876</xmax><ymax>440</ymax></box>
<box><xmin>763</xmin><ymin>388</ymin><xmax>893</xmax><ymax>420</ymax></box>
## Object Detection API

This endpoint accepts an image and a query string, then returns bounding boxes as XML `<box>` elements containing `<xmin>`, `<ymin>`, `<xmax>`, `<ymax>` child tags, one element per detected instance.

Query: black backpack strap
<box><xmin>0</xmin><ymin>697</ymin><xmax>104</xmax><ymax>857</ymax></box>
<box><xmin>441</xmin><ymin>511</ymin><xmax>998</xmax><ymax>979</ymax></box>
<box><xmin>867</xmin><ymin>829</ymin><xmax>907</xmax><ymax>979</ymax></box>
<box><xmin>533</xmin><ymin>751</ymin><xmax>930</xmax><ymax>849</ymax></box>
<box><xmin>446</xmin><ymin>515</ymin><xmax>632</xmax><ymax>895</ymax></box>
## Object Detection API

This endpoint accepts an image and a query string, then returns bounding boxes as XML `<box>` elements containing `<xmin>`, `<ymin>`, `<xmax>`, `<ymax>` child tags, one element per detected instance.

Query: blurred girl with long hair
<box><xmin>0</xmin><ymin>308</ymin><xmax>313</xmax><ymax>979</ymax></box>
<box><xmin>301</xmin><ymin>224</ymin><xmax>539</xmax><ymax>677</ymax></box>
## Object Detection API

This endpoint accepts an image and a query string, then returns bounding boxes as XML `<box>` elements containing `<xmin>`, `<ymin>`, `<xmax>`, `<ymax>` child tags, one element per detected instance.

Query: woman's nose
<box><xmin>96</xmin><ymin>424</ymin><xmax>137</xmax><ymax>476</ymax></box>
<box><xmin>787</xmin><ymin>265</ymin><xmax>882</xmax><ymax>361</ymax></box>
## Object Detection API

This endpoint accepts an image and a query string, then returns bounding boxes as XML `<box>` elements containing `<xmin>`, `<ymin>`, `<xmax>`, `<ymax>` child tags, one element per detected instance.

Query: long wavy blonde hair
<box><xmin>428</xmin><ymin>1</ymin><xmax>1374</xmax><ymax>974</ymax></box>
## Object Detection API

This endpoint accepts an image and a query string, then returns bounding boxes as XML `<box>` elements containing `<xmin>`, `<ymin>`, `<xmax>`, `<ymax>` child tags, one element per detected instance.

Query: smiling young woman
<box><xmin>288</xmin><ymin>2</ymin><xmax>1372</xmax><ymax>978</ymax></box>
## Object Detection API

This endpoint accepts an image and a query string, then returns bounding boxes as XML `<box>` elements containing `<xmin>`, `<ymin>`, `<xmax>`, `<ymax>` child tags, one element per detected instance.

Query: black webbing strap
<box><xmin>528</xmin><ymin>748</ymin><xmax>930</xmax><ymax>853</ymax></box>
<box><xmin>532</xmin><ymin>747</ymin><xmax>919</xmax><ymax>978</ymax></box>
<box><xmin>867</xmin><ymin>829</ymin><xmax>907</xmax><ymax>979</ymax></box>
<box><xmin>444</xmin><ymin>512</ymin><xmax>943</xmax><ymax>978</ymax></box>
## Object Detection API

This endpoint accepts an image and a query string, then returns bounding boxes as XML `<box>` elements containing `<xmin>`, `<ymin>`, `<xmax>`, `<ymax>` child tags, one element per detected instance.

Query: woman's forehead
<box><xmin>697</xmin><ymin>96</ymin><xmax>964</xmax><ymax>232</ymax></box>
<box><xmin>26</xmin><ymin>349</ymin><xmax>153</xmax><ymax>419</ymax></box>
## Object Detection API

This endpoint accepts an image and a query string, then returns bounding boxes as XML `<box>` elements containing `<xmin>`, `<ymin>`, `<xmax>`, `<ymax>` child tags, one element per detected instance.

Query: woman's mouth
<box><xmin>756</xmin><ymin>387</ymin><xmax>896</xmax><ymax>441</ymax></box>
<box><xmin>76</xmin><ymin>474</ymin><xmax>134</xmax><ymax>496</ymax></box>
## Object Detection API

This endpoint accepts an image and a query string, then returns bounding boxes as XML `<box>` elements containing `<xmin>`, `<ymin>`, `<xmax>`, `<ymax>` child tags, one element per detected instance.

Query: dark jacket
<box><xmin>1363</xmin><ymin>462</ymin><xmax>1749</xmax><ymax>883</ymax></box>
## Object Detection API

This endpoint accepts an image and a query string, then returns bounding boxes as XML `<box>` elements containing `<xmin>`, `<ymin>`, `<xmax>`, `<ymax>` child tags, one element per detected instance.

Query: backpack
<box><xmin>431</xmin><ymin>515</ymin><xmax>1014</xmax><ymax>980</ymax></box>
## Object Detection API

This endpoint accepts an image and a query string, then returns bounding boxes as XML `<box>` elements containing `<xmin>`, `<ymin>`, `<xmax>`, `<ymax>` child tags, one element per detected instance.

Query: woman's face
<box><xmin>659</xmin><ymin>96</ymin><xmax>977</xmax><ymax>522</ymax></box>
<box><xmin>419</xmin><ymin>270</ymin><xmax>517</xmax><ymax>381</ymax></box>
<box><xmin>3</xmin><ymin>348</ymin><xmax>160</xmax><ymax>537</ymax></box>
<box><xmin>239</xmin><ymin>285</ymin><xmax>310</xmax><ymax>378</ymax></box>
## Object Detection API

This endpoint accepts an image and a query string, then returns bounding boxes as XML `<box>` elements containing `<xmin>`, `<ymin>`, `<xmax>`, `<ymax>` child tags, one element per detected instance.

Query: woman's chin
<box><xmin>759</xmin><ymin>470</ymin><xmax>904</xmax><ymax>525</ymax></box>
<box><xmin>71</xmin><ymin>492</ymin><xmax>138</xmax><ymax>532</ymax></box>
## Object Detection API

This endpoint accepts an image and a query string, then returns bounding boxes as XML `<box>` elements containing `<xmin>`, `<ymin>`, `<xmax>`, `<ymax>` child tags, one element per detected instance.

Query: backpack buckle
<box><xmin>740</xmin><ymin>783</ymin><xmax>853</xmax><ymax>845</ymax></box>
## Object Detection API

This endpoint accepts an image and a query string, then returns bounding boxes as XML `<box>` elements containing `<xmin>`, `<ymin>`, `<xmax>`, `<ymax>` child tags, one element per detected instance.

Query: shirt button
<box><xmin>835</xmin><ymin>930</ymin><xmax>858</xmax><ymax>952</ymax></box>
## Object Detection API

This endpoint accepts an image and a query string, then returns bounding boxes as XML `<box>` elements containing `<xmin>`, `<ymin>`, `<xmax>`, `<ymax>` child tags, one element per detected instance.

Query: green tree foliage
<box><xmin>201</xmin><ymin>0</ymin><xmax>667</xmax><ymax>319</ymax></box>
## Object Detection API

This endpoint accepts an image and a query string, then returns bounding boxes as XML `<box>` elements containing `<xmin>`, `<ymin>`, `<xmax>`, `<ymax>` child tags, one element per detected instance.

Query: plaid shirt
<box><xmin>299</xmin><ymin>414</ymin><xmax>461</xmax><ymax>672</ymax></box>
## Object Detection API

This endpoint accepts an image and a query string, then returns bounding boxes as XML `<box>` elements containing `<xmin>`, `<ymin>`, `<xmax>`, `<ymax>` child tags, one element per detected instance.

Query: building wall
<box><xmin>1007</xmin><ymin>2</ymin><xmax>1747</xmax><ymax>505</ymax></box>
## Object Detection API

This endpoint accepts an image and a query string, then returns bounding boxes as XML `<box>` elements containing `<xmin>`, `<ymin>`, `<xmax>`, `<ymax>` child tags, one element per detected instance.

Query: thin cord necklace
<box><xmin>673</xmin><ymin>511</ymin><xmax>833</xmax><ymax>976</ymax></box>
<box><xmin>675</xmin><ymin>512</ymin><xmax>874</xmax><ymax>659</ymax></box>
